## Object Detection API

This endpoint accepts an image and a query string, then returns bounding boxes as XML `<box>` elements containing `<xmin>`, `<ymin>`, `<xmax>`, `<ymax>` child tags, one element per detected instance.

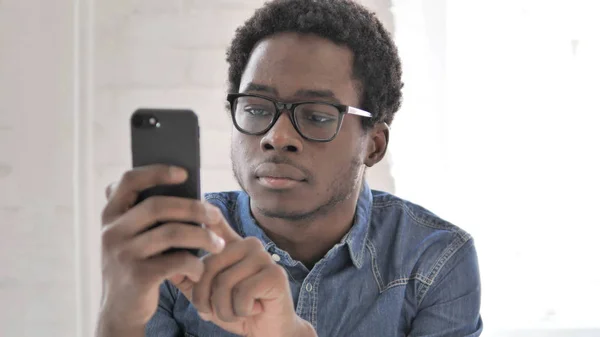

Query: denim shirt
<box><xmin>146</xmin><ymin>183</ymin><xmax>483</xmax><ymax>337</ymax></box>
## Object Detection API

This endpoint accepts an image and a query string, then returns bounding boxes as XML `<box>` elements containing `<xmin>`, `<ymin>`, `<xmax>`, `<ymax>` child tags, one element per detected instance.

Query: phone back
<box><xmin>130</xmin><ymin>108</ymin><xmax>200</xmax><ymax>204</ymax></box>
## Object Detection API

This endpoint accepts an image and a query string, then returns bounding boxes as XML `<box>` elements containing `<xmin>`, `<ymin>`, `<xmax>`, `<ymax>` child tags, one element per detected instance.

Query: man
<box><xmin>97</xmin><ymin>0</ymin><xmax>483</xmax><ymax>336</ymax></box>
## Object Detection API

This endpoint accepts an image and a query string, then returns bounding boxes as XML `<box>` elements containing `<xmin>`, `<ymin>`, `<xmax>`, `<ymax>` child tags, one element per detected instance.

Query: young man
<box><xmin>97</xmin><ymin>1</ymin><xmax>482</xmax><ymax>336</ymax></box>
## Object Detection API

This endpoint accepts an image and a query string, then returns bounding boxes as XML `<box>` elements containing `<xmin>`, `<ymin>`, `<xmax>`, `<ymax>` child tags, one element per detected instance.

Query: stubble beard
<box><xmin>231</xmin><ymin>152</ymin><xmax>364</xmax><ymax>224</ymax></box>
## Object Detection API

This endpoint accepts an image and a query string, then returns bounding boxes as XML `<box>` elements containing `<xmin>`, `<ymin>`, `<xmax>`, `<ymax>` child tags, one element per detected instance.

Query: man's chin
<box><xmin>248</xmin><ymin>186</ymin><xmax>342</xmax><ymax>222</ymax></box>
<box><xmin>243</xmin><ymin>180</ymin><xmax>320</xmax><ymax>220</ymax></box>
<box><xmin>248</xmin><ymin>192</ymin><xmax>312</xmax><ymax>220</ymax></box>
<box><xmin>254</xmin><ymin>204</ymin><xmax>316</xmax><ymax>221</ymax></box>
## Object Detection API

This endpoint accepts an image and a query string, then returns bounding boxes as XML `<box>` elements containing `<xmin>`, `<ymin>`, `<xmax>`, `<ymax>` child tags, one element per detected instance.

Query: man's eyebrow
<box><xmin>242</xmin><ymin>83</ymin><xmax>279</xmax><ymax>95</ymax></box>
<box><xmin>241</xmin><ymin>84</ymin><xmax>341</xmax><ymax>103</ymax></box>
<box><xmin>294</xmin><ymin>89</ymin><xmax>340</xmax><ymax>103</ymax></box>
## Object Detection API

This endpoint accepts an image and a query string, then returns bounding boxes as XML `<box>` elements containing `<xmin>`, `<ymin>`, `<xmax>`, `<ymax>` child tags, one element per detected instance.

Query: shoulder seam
<box><xmin>373</xmin><ymin>199</ymin><xmax>471</xmax><ymax>241</ymax></box>
<box><xmin>417</xmin><ymin>236</ymin><xmax>472</xmax><ymax>306</ymax></box>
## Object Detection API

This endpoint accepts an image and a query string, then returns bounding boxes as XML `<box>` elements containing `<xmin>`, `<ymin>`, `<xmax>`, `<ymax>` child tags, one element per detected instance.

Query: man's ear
<box><xmin>364</xmin><ymin>122</ymin><xmax>389</xmax><ymax>167</ymax></box>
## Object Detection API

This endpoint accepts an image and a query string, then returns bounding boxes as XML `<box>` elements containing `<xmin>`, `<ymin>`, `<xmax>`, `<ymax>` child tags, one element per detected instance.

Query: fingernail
<box><xmin>216</xmin><ymin>236</ymin><xmax>225</xmax><ymax>249</ymax></box>
<box><xmin>170</xmin><ymin>166</ymin><xmax>187</xmax><ymax>180</ymax></box>
<box><xmin>209</xmin><ymin>231</ymin><xmax>225</xmax><ymax>249</ymax></box>
<box><xmin>105</xmin><ymin>182</ymin><xmax>116</xmax><ymax>199</ymax></box>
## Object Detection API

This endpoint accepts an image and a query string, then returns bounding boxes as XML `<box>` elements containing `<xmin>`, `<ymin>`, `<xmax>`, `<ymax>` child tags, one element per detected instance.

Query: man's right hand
<box><xmin>96</xmin><ymin>164</ymin><xmax>226</xmax><ymax>336</ymax></box>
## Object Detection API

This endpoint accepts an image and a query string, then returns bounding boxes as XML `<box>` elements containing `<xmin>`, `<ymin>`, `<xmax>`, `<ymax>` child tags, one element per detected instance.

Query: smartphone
<box><xmin>130</xmin><ymin>108</ymin><xmax>201</xmax><ymax>256</ymax></box>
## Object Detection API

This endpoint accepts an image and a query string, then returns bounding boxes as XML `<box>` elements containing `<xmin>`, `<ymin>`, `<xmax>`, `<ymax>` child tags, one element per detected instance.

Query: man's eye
<box><xmin>305</xmin><ymin>113</ymin><xmax>336</xmax><ymax>123</ymax></box>
<box><xmin>244</xmin><ymin>106</ymin><xmax>272</xmax><ymax>116</ymax></box>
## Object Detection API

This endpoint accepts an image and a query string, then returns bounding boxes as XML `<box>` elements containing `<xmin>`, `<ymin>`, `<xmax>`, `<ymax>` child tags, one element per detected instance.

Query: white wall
<box><xmin>0</xmin><ymin>0</ymin><xmax>81</xmax><ymax>336</ymax></box>
<box><xmin>391</xmin><ymin>0</ymin><xmax>600</xmax><ymax>336</ymax></box>
<box><xmin>0</xmin><ymin>1</ymin><xmax>396</xmax><ymax>336</ymax></box>
<box><xmin>93</xmin><ymin>0</ymin><xmax>395</xmax><ymax>203</ymax></box>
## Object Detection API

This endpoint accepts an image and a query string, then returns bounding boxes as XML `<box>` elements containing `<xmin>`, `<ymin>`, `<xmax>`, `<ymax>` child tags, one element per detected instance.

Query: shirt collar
<box><xmin>234</xmin><ymin>182</ymin><xmax>373</xmax><ymax>269</ymax></box>
<box><xmin>341</xmin><ymin>182</ymin><xmax>373</xmax><ymax>269</ymax></box>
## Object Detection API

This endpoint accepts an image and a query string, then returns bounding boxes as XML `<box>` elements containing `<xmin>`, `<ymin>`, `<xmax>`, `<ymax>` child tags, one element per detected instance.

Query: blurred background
<box><xmin>1</xmin><ymin>0</ymin><xmax>598</xmax><ymax>336</ymax></box>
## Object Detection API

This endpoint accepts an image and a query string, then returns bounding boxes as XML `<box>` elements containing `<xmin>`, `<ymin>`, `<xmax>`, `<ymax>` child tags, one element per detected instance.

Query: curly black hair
<box><xmin>226</xmin><ymin>0</ymin><xmax>403</xmax><ymax>128</ymax></box>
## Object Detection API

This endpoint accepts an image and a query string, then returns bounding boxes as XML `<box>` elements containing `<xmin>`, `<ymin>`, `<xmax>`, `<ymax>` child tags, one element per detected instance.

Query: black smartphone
<box><xmin>130</xmin><ymin>108</ymin><xmax>201</xmax><ymax>256</ymax></box>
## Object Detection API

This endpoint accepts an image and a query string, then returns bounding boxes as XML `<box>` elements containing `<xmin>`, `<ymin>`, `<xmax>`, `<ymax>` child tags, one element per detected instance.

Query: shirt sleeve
<box><xmin>145</xmin><ymin>281</ymin><xmax>183</xmax><ymax>337</ymax></box>
<box><xmin>408</xmin><ymin>238</ymin><xmax>484</xmax><ymax>337</ymax></box>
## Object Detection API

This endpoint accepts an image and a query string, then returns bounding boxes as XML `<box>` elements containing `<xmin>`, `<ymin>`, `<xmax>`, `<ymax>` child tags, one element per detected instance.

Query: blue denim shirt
<box><xmin>146</xmin><ymin>183</ymin><xmax>483</xmax><ymax>336</ymax></box>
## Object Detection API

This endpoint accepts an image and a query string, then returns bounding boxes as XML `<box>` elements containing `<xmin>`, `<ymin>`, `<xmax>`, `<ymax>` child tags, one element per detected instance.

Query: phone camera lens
<box><xmin>149</xmin><ymin>116</ymin><xmax>160</xmax><ymax>128</ymax></box>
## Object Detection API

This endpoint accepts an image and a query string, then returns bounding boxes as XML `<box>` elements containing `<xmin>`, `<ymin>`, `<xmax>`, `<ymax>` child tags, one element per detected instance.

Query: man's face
<box><xmin>231</xmin><ymin>32</ymin><xmax>368</xmax><ymax>221</ymax></box>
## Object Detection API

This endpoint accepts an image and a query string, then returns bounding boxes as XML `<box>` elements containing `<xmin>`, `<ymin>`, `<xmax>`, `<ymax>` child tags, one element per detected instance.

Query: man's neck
<box><xmin>250</xmin><ymin>192</ymin><xmax>361</xmax><ymax>268</ymax></box>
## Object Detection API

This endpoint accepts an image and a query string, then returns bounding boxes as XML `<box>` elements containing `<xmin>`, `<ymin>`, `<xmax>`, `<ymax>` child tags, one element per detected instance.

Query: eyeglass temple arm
<box><xmin>347</xmin><ymin>107</ymin><xmax>392</xmax><ymax>131</ymax></box>
<box><xmin>347</xmin><ymin>106</ymin><xmax>372</xmax><ymax>118</ymax></box>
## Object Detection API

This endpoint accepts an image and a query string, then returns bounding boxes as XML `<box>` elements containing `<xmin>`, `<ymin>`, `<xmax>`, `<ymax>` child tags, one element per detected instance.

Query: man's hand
<box><xmin>97</xmin><ymin>165</ymin><xmax>227</xmax><ymax>336</ymax></box>
<box><xmin>171</xmin><ymin>204</ymin><xmax>317</xmax><ymax>337</ymax></box>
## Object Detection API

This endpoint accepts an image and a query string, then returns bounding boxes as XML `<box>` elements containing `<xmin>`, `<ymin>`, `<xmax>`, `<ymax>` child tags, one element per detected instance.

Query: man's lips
<box><xmin>254</xmin><ymin>163</ymin><xmax>307</xmax><ymax>189</ymax></box>
<box><xmin>254</xmin><ymin>163</ymin><xmax>307</xmax><ymax>181</ymax></box>
<box><xmin>257</xmin><ymin>177</ymin><xmax>301</xmax><ymax>189</ymax></box>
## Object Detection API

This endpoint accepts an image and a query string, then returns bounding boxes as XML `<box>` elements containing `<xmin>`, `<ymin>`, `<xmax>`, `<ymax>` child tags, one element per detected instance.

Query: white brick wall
<box><xmin>94</xmin><ymin>0</ymin><xmax>395</xmax><ymax>197</ymax></box>
<box><xmin>1</xmin><ymin>1</ymin><xmax>396</xmax><ymax>336</ymax></box>
<box><xmin>0</xmin><ymin>0</ymin><xmax>79</xmax><ymax>336</ymax></box>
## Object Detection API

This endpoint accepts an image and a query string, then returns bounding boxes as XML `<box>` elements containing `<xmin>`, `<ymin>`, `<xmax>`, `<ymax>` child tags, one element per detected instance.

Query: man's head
<box><xmin>226</xmin><ymin>0</ymin><xmax>403</xmax><ymax>221</ymax></box>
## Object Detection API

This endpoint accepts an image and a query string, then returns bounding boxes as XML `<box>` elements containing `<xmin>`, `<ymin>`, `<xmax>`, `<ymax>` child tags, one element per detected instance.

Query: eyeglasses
<box><xmin>227</xmin><ymin>93</ymin><xmax>372</xmax><ymax>142</ymax></box>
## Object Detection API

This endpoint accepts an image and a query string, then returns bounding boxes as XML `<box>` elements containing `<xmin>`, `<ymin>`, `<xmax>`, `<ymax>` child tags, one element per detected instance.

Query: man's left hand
<box><xmin>170</xmin><ymin>203</ymin><xmax>317</xmax><ymax>337</ymax></box>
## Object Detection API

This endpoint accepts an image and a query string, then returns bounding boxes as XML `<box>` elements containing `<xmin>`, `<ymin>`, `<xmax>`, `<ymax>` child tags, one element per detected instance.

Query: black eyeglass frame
<box><xmin>227</xmin><ymin>93</ymin><xmax>372</xmax><ymax>142</ymax></box>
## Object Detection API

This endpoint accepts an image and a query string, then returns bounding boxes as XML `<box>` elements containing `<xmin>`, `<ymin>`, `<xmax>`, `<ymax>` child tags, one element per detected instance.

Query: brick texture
<box><xmin>0</xmin><ymin>1</ymin><xmax>78</xmax><ymax>336</ymax></box>
<box><xmin>1</xmin><ymin>1</ymin><xmax>396</xmax><ymax>336</ymax></box>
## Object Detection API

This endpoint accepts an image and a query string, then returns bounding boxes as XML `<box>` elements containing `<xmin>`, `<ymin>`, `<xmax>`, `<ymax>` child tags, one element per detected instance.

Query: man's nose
<box><xmin>260</xmin><ymin>112</ymin><xmax>304</xmax><ymax>153</ymax></box>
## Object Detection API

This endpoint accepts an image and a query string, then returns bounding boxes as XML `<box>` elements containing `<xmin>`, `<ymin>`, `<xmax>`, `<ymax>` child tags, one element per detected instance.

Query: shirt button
<box><xmin>306</xmin><ymin>283</ymin><xmax>313</xmax><ymax>292</ymax></box>
<box><xmin>271</xmin><ymin>253</ymin><xmax>281</xmax><ymax>262</ymax></box>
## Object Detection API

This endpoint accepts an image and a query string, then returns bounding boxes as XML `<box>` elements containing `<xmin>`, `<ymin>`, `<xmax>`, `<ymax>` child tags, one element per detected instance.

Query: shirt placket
<box><xmin>295</xmin><ymin>263</ymin><xmax>328</xmax><ymax>330</ymax></box>
<box><xmin>269</xmin><ymin>244</ymin><xmax>339</xmax><ymax>331</ymax></box>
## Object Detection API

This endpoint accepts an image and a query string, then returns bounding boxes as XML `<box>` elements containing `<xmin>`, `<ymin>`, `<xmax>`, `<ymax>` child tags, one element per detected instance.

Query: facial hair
<box><xmin>231</xmin><ymin>148</ymin><xmax>365</xmax><ymax>223</ymax></box>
